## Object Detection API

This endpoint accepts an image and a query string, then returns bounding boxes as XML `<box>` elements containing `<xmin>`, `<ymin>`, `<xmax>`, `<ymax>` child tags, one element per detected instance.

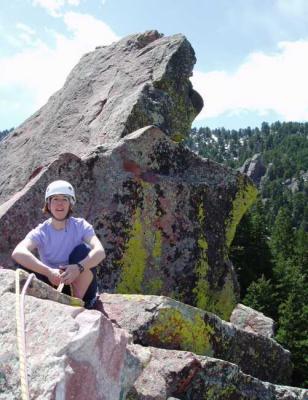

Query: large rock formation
<box><xmin>0</xmin><ymin>30</ymin><xmax>202</xmax><ymax>205</ymax></box>
<box><xmin>0</xmin><ymin>126</ymin><xmax>256</xmax><ymax>320</ymax></box>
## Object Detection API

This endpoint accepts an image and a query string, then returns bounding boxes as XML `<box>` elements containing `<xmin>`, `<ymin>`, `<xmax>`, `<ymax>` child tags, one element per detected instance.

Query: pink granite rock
<box><xmin>230</xmin><ymin>303</ymin><xmax>275</xmax><ymax>338</ymax></box>
<box><xmin>127</xmin><ymin>346</ymin><xmax>308</xmax><ymax>400</ymax></box>
<box><xmin>0</xmin><ymin>269</ymin><xmax>142</xmax><ymax>400</ymax></box>
<box><xmin>100</xmin><ymin>293</ymin><xmax>291</xmax><ymax>385</ymax></box>
<box><xmin>0</xmin><ymin>31</ymin><xmax>202</xmax><ymax>205</ymax></box>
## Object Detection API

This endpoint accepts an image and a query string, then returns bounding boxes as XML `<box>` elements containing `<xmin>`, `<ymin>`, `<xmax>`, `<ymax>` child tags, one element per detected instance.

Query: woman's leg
<box><xmin>68</xmin><ymin>243</ymin><xmax>98</xmax><ymax>308</ymax></box>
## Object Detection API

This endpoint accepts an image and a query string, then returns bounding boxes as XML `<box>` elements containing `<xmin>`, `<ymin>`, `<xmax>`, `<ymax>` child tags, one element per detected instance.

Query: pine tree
<box><xmin>230</xmin><ymin>199</ymin><xmax>273</xmax><ymax>296</ymax></box>
<box><xmin>243</xmin><ymin>275</ymin><xmax>277</xmax><ymax>319</ymax></box>
<box><xmin>270</xmin><ymin>207</ymin><xmax>295</xmax><ymax>264</ymax></box>
<box><xmin>275</xmin><ymin>260</ymin><xmax>308</xmax><ymax>387</ymax></box>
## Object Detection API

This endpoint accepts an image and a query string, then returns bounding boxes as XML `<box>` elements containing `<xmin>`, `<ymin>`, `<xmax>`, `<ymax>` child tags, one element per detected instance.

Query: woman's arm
<box><xmin>59</xmin><ymin>235</ymin><xmax>105</xmax><ymax>286</ymax></box>
<box><xmin>12</xmin><ymin>239</ymin><xmax>61</xmax><ymax>285</ymax></box>
<box><xmin>80</xmin><ymin>235</ymin><xmax>106</xmax><ymax>270</ymax></box>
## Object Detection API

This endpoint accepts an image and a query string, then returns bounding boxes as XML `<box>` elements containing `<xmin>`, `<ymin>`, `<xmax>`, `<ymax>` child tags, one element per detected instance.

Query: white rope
<box><xmin>16</xmin><ymin>269</ymin><xmax>35</xmax><ymax>400</ymax></box>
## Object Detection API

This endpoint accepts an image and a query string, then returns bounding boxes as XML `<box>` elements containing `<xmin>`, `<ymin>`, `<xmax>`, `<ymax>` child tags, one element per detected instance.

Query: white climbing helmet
<box><xmin>45</xmin><ymin>180</ymin><xmax>76</xmax><ymax>205</ymax></box>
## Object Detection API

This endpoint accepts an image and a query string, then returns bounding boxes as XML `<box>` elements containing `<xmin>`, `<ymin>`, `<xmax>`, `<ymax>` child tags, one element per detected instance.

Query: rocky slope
<box><xmin>1</xmin><ymin>269</ymin><xmax>307</xmax><ymax>399</ymax></box>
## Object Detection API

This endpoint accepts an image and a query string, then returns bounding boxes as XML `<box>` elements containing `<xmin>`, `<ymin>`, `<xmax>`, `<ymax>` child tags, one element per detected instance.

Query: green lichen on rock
<box><xmin>192</xmin><ymin>202</ymin><xmax>237</xmax><ymax>320</ymax></box>
<box><xmin>171</xmin><ymin>132</ymin><xmax>186</xmax><ymax>142</ymax></box>
<box><xmin>154</xmin><ymin>79</ymin><xmax>198</xmax><ymax>142</ymax></box>
<box><xmin>152</xmin><ymin>229</ymin><xmax>162</xmax><ymax>260</ymax></box>
<box><xmin>117</xmin><ymin>208</ymin><xmax>147</xmax><ymax>293</ymax></box>
<box><xmin>201</xmin><ymin>385</ymin><xmax>242</xmax><ymax>400</ymax></box>
<box><xmin>193</xmin><ymin>203</ymin><xmax>211</xmax><ymax>310</ymax></box>
<box><xmin>147</xmin><ymin>307</ymin><xmax>214</xmax><ymax>356</ymax></box>
<box><xmin>116</xmin><ymin>182</ymin><xmax>163</xmax><ymax>294</ymax></box>
<box><xmin>225</xmin><ymin>176</ymin><xmax>257</xmax><ymax>248</ymax></box>
<box><xmin>211</xmin><ymin>274</ymin><xmax>237</xmax><ymax>321</ymax></box>
<box><xmin>144</xmin><ymin>277</ymin><xmax>163</xmax><ymax>294</ymax></box>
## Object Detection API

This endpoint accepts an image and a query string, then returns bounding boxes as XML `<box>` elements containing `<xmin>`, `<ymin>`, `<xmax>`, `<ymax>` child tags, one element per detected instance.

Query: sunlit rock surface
<box><xmin>0</xmin><ymin>31</ymin><xmax>202</xmax><ymax>205</ymax></box>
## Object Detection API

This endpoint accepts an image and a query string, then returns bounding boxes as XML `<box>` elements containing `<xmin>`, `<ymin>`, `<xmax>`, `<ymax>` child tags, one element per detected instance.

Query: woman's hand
<box><xmin>46</xmin><ymin>268</ymin><xmax>62</xmax><ymax>286</ymax></box>
<box><xmin>60</xmin><ymin>264</ymin><xmax>80</xmax><ymax>285</ymax></box>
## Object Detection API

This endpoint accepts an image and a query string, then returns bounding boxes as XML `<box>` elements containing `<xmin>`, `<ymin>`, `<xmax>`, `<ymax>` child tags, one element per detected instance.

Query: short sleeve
<box><xmin>82</xmin><ymin>219</ymin><xmax>95</xmax><ymax>240</ymax></box>
<box><xmin>25</xmin><ymin>225</ymin><xmax>43</xmax><ymax>248</ymax></box>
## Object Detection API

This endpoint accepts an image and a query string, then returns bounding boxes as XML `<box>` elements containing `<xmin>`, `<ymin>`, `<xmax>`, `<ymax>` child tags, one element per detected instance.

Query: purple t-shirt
<box><xmin>25</xmin><ymin>217</ymin><xmax>95</xmax><ymax>269</ymax></box>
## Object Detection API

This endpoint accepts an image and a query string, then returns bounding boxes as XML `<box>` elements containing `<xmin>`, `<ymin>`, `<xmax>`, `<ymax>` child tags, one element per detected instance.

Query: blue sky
<box><xmin>1</xmin><ymin>0</ymin><xmax>308</xmax><ymax>131</ymax></box>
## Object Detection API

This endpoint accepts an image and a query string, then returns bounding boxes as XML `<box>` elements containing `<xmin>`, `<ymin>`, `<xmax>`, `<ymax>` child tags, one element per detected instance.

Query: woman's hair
<box><xmin>42</xmin><ymin>199</ymin><xmax>73</xmax><ymax>217</ymax></box>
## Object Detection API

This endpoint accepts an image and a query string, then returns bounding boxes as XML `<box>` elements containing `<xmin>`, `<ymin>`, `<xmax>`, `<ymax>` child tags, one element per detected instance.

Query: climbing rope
<box><xmin>15</xmin><ymin>269</ymin><xmax>34</xmax><ymax>400</ymax></box>
<box><xmin>15</xmin><ymin>269</ymin><xmax>84</xmax><ymax>399</ymax></box>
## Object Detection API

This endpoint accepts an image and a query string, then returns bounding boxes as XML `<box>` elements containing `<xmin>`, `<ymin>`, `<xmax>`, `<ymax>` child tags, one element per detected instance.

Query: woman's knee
<box><xmin>69</xmin><ymin>243</ymin><xmax>91</xmax><ymax>264</ymax></box>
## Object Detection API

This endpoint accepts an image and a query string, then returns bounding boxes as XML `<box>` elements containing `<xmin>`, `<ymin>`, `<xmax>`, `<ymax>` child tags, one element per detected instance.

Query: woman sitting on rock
<box><xmin>12</xmin><ymin>180</ymin><xmax>105</xmax><ymax>309</ymax></box>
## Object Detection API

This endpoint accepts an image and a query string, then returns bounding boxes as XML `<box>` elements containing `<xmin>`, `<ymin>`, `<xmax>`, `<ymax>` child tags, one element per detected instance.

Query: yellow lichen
<box><xmin>152</xmin><ymin>229</ymin><xmax>162</xmax><ymax>260</ymax></box>
<box><xmin>148</xmin><ymin>307</ymin><xmax>214</xmax><ymax>355</ymax></box>
<box><xmin>193</xmin><ymin>203</ymin><xmax>211</xmax><ymax>310</ymax></box>
<box><xmin>144</xmin><ymin>277</ymin><xmax>163</xmax><ymax>294</ymax></box>
<box><xmin>225</xmin><ymin>176</ymin><xmax>257</xmax><ymax>248</ymax></box>
<box><xmin>212</xmin><ymin>273</ymin><xmax>237</xmax><ymax>321</ymax></box>
<box><xmin>171</xmin><ymin>132</ymin><xmax>186</xmax><ymax>142</ymax></box>
<box><xmin>116</xmin><ymin>208</ymin><xmax>147</xmax><ymax>293</ymax></box>
<box><xmin>153</xmin><ymin>79</ymin><xmax>197</xmax><ymax>142</ymax></box>
<box><xmin>116</xmin><ymin>181</ymin><xmax>164</xmax><ymax>294</ymax></box>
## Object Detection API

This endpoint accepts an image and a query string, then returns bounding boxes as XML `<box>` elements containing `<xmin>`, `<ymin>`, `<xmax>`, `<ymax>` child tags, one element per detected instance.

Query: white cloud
<box><xmin>16</xmin><ymin>23</ymin><xmax>36</xmax><ymax>36</ymax></box>
<box><xmin>276</xmin><ymin>0</ymin><xmax>308</xmax><ymax>18</ymax></box>
<box><xmin>63</xmin><ymin>11</ymin><xmax>117</xmax><ymax>47</ymax></box>
<box><xmin>192</xmin><ymin>39</ymin><xmax>308</xmax><ymax>122</ymax></box>
<box><xmin>5</xmin><ymin>23</ymin><xmax>40</xmax><ymax>49</ymax></box>
<box><xmin>32</xmin><ymin>0</ymin><xmax>80</xmax><ymax>17</ymax></box>
<box><xmin>0</xmin><ymin>12</ymin><xmax>119</xmax><ymax>113</ymax></box>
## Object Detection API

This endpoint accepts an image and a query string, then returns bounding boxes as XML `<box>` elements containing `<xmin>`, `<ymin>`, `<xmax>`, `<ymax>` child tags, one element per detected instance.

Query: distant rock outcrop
<box><xmin>283</xmin><ymin>170</ymin><xmax>308</xmax><ymax>193</ymax></box>
<box><xmin>239</xmin><ymin>153</ymin><xmax>266</xmax><ymax>186</ymax></box>
<box><xmin>0</xmin><ymin>30</ymin><xmax>202</xmax><ymax>205</ymax></box>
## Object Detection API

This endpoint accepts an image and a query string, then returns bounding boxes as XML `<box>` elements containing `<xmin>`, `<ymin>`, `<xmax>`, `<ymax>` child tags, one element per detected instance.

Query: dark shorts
<box><xmin>18</xmin><ymin>243</ymin><xmax>97</xmax><ymax>308</ymax></box>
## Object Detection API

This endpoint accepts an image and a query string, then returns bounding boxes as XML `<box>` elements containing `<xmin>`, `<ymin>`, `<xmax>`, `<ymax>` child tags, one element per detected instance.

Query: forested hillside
<box><xmin>186</xmin><ymin>121</ymin><xmax>308</xmax><ymax>387</ymax></box>
<box><xmin>0</xmin><ymin>128</ymin><xmax>13</xmax><ymax>142</ymax></box>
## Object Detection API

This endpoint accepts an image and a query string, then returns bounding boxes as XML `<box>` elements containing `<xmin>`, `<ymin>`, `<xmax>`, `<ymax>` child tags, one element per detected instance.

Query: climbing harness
<box><xmin>15</xmin><ymin>268</ymin><xmax>34</xmax><ymax>400</ymax></box>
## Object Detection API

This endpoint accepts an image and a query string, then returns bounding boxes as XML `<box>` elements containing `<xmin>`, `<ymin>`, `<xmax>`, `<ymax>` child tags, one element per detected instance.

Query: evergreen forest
<box><xmin>0</xmin><ymin>128</ymin><xmax>13</xmax><ymax>142</ymax></box>
<box><xmin>186</xmin><ymin>121</ymin><xmax>308</xmax><ymax>387</ymax></box>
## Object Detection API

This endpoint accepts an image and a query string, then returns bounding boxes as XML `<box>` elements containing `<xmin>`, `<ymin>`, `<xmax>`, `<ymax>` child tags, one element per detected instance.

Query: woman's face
<box><xmin>48</xmin><ymin>195</ymin><xmax>70</xmax><ymax>220</ymax></box>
